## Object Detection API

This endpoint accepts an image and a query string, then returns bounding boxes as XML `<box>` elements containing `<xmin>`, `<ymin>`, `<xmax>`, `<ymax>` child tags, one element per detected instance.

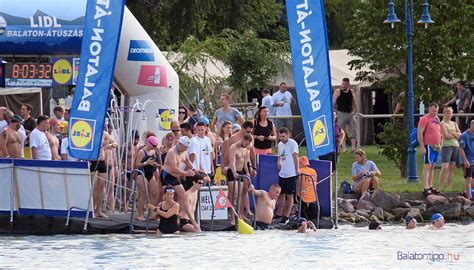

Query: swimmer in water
<box><xmin>429</xmin><ymin>213</ymin><xmax>444</xmax><ymax>230</ymax></box>
<box><xmin>405</xmin><ymin>216</ymin><xmax>417</xmax><ymax>230</ymax></box>
<box><xmin>297</xmin><ymin>217</ymin><xmax>316</xmax><ymax>233</ymax></box>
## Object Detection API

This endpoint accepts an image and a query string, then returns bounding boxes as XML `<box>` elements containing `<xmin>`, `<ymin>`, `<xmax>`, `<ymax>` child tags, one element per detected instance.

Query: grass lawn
<box><xmin>299</xmin><ymin>145</ymin><xmax>468</xmax><ymax>194</ymax></box>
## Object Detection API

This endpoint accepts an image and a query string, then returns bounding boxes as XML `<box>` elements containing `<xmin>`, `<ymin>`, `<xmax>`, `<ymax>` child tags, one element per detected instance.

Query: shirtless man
<box><xmin>46</xmin><ymin>118</ymin><xmax>61</xmax><ymax>160</ymax></box>
<box><xmin>91</xmin><ymin>130</ymin><xmax>118</xmax><ymax>218</ymax></box>
<box><xmin>179</xmin><ymin>173</ymin><xmax>208</xmax><ymax>232</ymax></box>
<box><xmin>0</xmin><ymin>115</ymin><xmax>23</xmax><ymax>158</ymax></box>
<box><xmin>161</xmin><ymin>136</ymin><xmax>201</xmax><ymax>232</ymax></box>
<box><xmin>221</xmin><ymin>121</ymin><xmax>257</xmax><ymax>218</ymax></box>
<box><xmin>170</xmin><ymin>120</ymin><xmax>181</xmax><ymax>144</ymax></box>
<box><xmin>249</xmin><ymin>183</ymin><xmax>281</xmax><ymax>230</ymax></box>
<box><xmin>227</xmin><ymin>134</ymin><xmax>253</xmax><ymax>225</ymax></box>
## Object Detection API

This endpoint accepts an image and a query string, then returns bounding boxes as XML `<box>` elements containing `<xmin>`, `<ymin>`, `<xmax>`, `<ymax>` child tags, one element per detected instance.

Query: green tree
<box><xmin>344</xmin><ymin>0</ymin><xmax>473</xmax><ymax>176</ymax></box>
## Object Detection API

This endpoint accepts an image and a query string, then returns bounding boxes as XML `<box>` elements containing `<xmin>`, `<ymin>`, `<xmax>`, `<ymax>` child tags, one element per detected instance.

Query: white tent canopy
<box><xmin>0</xmin><ymin>87</ymin><xmax>43</xmax><ymax>114</ymax></box>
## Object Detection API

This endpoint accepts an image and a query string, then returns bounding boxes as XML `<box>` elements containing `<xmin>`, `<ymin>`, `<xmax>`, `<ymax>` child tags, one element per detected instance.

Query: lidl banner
<box><xmin>0</xmin><ymin>0</ymin><xmax>86</xmax><ymax>55</ymax></box>
<box><xmin>157</xmin><ymin>109</ymin><xmax>175</xmax><ymax>131</ymax></box>
<box><xmin>286</xmin><ymin>0</ymin><xmax>335</xmax><ymax>159</ymax></box>
<box><xmin>51</xmin><ymin>58</ymin><xmax>73</xmax><ymax>85</ymax></box>
<box><xmin>69</xmin><ymin>0</ymin><xmax>125</xmax><ymax>160</ymax></box>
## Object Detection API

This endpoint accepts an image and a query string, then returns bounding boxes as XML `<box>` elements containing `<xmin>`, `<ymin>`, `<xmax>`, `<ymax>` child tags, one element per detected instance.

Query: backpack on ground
<box><xmin>340</xmin><ymin>180</ymin><xmax>353</xmax><ymax>194</ymax></box>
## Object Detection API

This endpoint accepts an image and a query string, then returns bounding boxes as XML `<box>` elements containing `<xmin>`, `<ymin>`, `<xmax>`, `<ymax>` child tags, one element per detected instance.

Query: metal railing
<box><xmin>296</xmin><ymin>172</ymin><xmax>320</xmax><ymax>229</ymax></box>
<box><xmin>239</xmin><ymin>175</ymin><xmax>257</xmax><ymax>229</ymax></box>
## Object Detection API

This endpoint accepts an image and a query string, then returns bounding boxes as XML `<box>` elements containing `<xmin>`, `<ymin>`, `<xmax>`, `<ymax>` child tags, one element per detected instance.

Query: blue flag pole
<box><xmin>286</xmin><ymin>0</ymin><xmax>335</xmax><ymax>160</ymax></box>
<box><xmin>68</xmin><ymin>0</ymin><xmax>125</xmax><ymax>160</ymax></box>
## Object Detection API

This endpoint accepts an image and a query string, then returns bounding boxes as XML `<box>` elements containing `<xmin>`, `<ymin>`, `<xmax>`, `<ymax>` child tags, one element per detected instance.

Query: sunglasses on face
<box><xmin>172</xmin><ymin>129</ymin><xmax>180</xmax><ymax>132</ymax></box>
<box><xmin>179</xmin><ymin>111</ymin><xmax>186</xmax><ymax>114</ymax></box>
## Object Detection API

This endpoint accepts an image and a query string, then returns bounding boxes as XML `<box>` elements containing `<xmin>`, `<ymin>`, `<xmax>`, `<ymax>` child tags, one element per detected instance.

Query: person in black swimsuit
<box><xmin>149</xmin><ymin>188</ymin><xmax>180</xmax><ymax>235</ymax></box>
<box><xmin>135</xmin><ymin>136</ymin><xmax>160</xmax><ymax>221</ymax></box>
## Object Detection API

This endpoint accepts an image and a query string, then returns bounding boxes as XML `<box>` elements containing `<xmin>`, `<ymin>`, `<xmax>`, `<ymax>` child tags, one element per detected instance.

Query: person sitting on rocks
<box><xmin>405</xmin><ymin>216</ymin><xmax>417</xmax><ymax>230</ymax></box>
<box><xmin>429</xmin><ymin>213</ymin><xmax>444</xmax><ymax>230</ymax></box>
<box><xmin>351</xmin><ymin>149</ymin><xmax>381</xmax><ymax>200</ymax></box>
<box><xmin>297</xmin><ymin>217</ymin><xmax>316</xmax><ymax>233</ymax></box>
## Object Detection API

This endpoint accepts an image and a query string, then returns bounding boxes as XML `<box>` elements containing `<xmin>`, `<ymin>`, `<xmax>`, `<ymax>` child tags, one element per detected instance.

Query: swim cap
<box><xmin>60</xmin><ymin>121</ymin><xmax>68</xmax><ymax>135</ymax></box>
<box><xmin>299</xmin><ymin>156</ymin><xmax>310</xmax><ymax>167</ymax></box>
<box><xmin>297</xmin><ymin>217</ymin><xmax>307</xmax><ymax>227</ymax></box>
<box><xmin>431</xmin><ymin>213</ymin><xmax>444</xmax><ymax>223</ymax></box>
<box><xmin>178</xmin><ymin>136</ymin><xmax>191</xmax><ymax>148</ymax></box>
<box><xmin>405</xmin><ymin>216</ymin><xmax>416</xmax><ymax>226</ymax></box>
<box><xmin>232</xmin><ymin>123</ymin><xmax>241</xmax><ymax>132</ymax></box>
<box><xmin>164</xmin><ymin>187</ymin><xmax>175</xmax><ymax>193</ymax></box>
<box><xmin>369</xmin><ymin>221</ymin><xmax>382</xmax><ymax>230</ymax></box>
<box><xmin>147</xmin><ymin>136</ymin><xmax>159</xmax><ymax>147</ymax></box>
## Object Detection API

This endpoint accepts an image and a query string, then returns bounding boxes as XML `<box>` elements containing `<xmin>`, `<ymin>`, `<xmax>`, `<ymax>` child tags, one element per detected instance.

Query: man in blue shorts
<box><xmin>459</xmin><ymin>119</ymin><xmax>474</xmax><ymax>199</ymax></box>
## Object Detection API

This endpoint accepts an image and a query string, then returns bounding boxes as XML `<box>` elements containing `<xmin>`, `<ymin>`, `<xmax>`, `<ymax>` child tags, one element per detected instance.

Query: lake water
<box><xmin>1</xmin><ymin>224</ymin><xmax>472</xmax><ymax>269</ymax></box>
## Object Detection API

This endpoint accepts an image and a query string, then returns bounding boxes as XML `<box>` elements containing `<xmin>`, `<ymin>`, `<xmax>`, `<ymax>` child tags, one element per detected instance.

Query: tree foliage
<box><xmin>344</xmin><ymin>0</ymin><xmax>473</xmax><ymax>176</ymax></box>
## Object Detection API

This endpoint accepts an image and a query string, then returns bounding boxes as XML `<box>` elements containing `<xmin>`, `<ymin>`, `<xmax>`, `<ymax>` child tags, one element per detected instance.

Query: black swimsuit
<box><xmin>140</xmin><ymin>149</ymin><xmax>157</xmax><ymax>181</ymax></box>
<box><xmin>158</xmin><ymin>202</ymin><xmax>179</xmax><ymax>234</ymax></box>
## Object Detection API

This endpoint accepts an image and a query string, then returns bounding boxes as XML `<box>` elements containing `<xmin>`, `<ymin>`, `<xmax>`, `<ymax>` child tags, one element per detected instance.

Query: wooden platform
<box><xmin>0</xmin><ymin>212</ymin><xmax>235</xmax><ymax>235</ymax></box>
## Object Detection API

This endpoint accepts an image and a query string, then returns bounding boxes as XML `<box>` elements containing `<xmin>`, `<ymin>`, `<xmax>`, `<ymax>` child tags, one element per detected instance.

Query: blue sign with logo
<box><xmin>68</xmin><ymin>0</ymin><xmax>125</xmax><ymax>160</ymax></box>
<box><xmin>127</xmin><ymin>40</ymin><xmax>155</xmax><ymax>61</ymax></box>
<box><xmin>286</xmin><ymin>0</ymin><xmax>335</xmax><ymax>159</ymax></box>
<box><xmin>0</xmin><ymin>0</ymin><xmax>87</xmax><ymax>55</ymax></box>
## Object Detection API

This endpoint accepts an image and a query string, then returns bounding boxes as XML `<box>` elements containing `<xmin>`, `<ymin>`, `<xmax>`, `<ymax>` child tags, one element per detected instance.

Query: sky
<box><xmin>0</xmin><ymin>0</ymin><xmax>87</xmax><ymax>20</ymax></box>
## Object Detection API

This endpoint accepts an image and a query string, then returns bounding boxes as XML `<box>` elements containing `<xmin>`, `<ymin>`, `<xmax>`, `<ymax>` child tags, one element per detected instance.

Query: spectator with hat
<box><xmin>297</xmin><ymin>156</ymin><xmax>319</xmax><ymax>220</ymax></box>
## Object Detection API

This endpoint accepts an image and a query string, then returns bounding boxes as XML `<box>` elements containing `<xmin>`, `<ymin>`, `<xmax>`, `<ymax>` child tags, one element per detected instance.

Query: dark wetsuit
<box><xmin>226</xmin><ymin>169</ymin><xmax>246</xmax><ymax>182</ymax></box>
<box><xmin>140</xmin><ymin>149</ymin><xmax>157</xmax><ymax>181</ymax></box>
<box><xmin>158</xmin><ymin>202</ymin><xmax>179</xmax><ymax>234</ymax></box>
<box><xmin>179</xmin><ymin>218</ymin><xmax>192</xmax><ymax>230</ymax></box>
<box><xmin>256</xmin><ymin>221</ymin><xmax>272</xmax><ymax>230</ymax></box>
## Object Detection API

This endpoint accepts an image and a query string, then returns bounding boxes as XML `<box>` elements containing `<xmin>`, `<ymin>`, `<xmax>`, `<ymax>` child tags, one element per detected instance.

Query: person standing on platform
<box><xmin>272</xmin><ymin>82</ymin><xmax>295</xmax><ymax>134</ymax></box>
<box><xmin>30</xmin><ymin>115</ymin><xmax>52</xmax><ymax>161</ymax></box>
<box><xmin>275</xmin><ymin>127</ymin><xmax>299</xmax><ymax>224</ymax></box>
<box><xmin>0</xmin><ymin>115</ymin><xmax>22</xmax><ymax>158</ymax></box>
<box><xmin>439</xmin><ymin>107</ymin><xmax>461</xmax><ymax>191</ymax></box>
<box><xmin>195</xmin><ymin>122</ymin><xmax>214</xmax><ymax>178</ymax></box>
<box><xmin>46</xmin><ymin>118</ymin><xmax>61</xmax><ymax>160</ymax></box>
<box><xmin>333</xmin><ymin>78</ymin><xmax>359</xmax><ymax>152</ymax></box>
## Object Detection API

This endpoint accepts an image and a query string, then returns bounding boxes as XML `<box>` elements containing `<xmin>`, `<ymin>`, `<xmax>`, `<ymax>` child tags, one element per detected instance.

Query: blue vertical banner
<box><xmin>286</xmin><ymin>0</ymin><xmax>335</xmax><ymax>160</ymax></box>
<box><xmin>68</xmin><ymin>0</ymin><xmax>125</xmax><ymax>160</ymax></box>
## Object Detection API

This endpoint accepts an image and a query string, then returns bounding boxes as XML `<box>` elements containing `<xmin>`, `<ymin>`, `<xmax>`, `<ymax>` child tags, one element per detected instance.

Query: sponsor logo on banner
<box><xmin>127</xmin><ymin>40</ymin><xmax>154</xmax><ymax>61</ymax></box>
<box><xmin>0</xmin><ymin>1</ymin><xmax>86</xmax><ymax>55</ymax></box>
<box><xmin>69</xmin><ymin>118</ymin><xmax>95</xmax><ymax>151</ymax></box>
<box><xmin>68</xmin><ymin>0</ymin><xmax>125</xmax><ymax>160</ymax></box>
<box><xmin>308</xmin><ymin>115</ymin><xmax>330</xmax><ymax>150</ymax></box>
<box><xmin>286</xmin><ymin>0</ymin><xmax>335</xmax><ymax>159</ymax></box>
<box><xmin>137</xmin><ymin>65</ymin><xmax>167</xmax><ymax>87</ymax></box>
<box><xmin>52</xmin><ymin>58</ymin><xmax>73</xmax><ymax>85</ymax></box>
<box><xmin>158</xmin><ymin>109</ymin><xmax>175</xmax><ymax>131</ymax></box>
<box><xmin>0</xmin><ymin>16</ymin><xmax>6</xmax><ymax>37</ymax></box>
<box><xmin>72</xmin><ymin>58</ymin><xmax>80</xmax><ymax>85</ymax></box>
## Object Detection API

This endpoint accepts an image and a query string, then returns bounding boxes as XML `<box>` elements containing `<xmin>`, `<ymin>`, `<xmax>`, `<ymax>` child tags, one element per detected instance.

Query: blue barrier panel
<box><xmin>256</xmin><ymin>154</ymin><xmax>331</xmax><ymax>216</ymax></box>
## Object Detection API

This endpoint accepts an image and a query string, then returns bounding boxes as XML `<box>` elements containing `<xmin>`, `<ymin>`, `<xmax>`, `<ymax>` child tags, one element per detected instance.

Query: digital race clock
<box><xmin>4</xmin><ymin>63</ymin><xmax>53</xmax><ymax>87</ymax></box>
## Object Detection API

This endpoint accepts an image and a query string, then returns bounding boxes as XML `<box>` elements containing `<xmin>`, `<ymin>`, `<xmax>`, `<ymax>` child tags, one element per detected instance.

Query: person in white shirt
<box><xmin>272</xmin><ymin>82</ymin><xmax>295</xmax><ymax>132</ymax></box>
<box><xmin>261</xmin><ymin>89</ymin><xmax>274</xmax><ymax>116</ymax></box>
<box><xmin>276</xmin><ymin>127</ymin><xmax>299</xmax><ymax>224</ymax></box>
<box><xmin>195</xmin><ymin>122</ymin><xmax>214</xmax><ymax>177</ymax></box>
<box><xmin>30</xmin><ymin>115</ymin><xmax>52</xmax><ymax>160</ymax></box>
